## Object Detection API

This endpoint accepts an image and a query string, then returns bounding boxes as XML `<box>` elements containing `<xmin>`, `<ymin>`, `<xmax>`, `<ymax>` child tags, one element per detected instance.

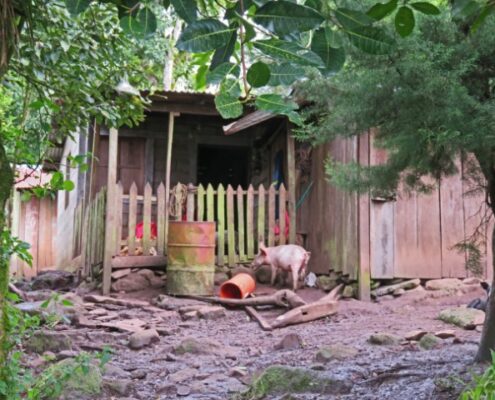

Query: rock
<box><xmin>274</xmin><ymin>334</ymin><xmax>303</xmax><ymax>350</ymax></box>
<box><xmin>165</xmin><ymin>353</ymin><xmax>178</xmax><ymax>362</ymax></box>
<box><xmin>46</xmin><ymin>359</ymin><xmax>102</xmax><ymax>397</ymax></box>
<box><xmin>393</xmin><ymin>288</ymin><xmax>405</xmax><ymax>297</ymax></box>
<box><xmin>229</xmin><ymin>366</ymin><xmax>248</xmax><ymax>378</ymax></box>
<box><xmin>104</xmin><ymin>378</ymin><xmax>132</xmax><ymax>395</ymax></box>
<box><xmin>438</xmin><ymin>307</ymin><xmax>485</xmax><ymax>329</ymax></box>
<box><xmin>128</xmin><ymin>329</ymin><xmax>160</xmax><ymax>349</ymax></box>
<box><xmin>84</xmin><ymin>295</ymin><xmax>149</xmax><ymax>308</ymax></box>
<box><xmin>131</xmin><ymin>370</ymin><xmax>147</xmax><ymax>380</ymax></box>
<box><xmin>112</xmin><ymin>273</ymin><xmax>150</xmax><ymax>292</ymax></box>
<box><xmin>25</xmin><ymin>331</ymin><xmax>72</xmax><ymax>353</ymax></box>
<box><xmin>181</xmin><ymin>311</ymin><xmax>199</xmax><ymax>321</ymax></box>
<box><xmin>463</xmin><ymin>277</ymin><xmax>482</xmax><ymax>285</ymax></box>
<box><xmin>316</xmin><ymin>276</ymin><xmax>338</xmax><ymax>292</ymax></box>
<box><xmin>371</xmin><ymin>279</ymin><xmax>420</xmax><ymax>297</ymax></box>
<box><xmin>419</xmin><ymin>333</ymin><xmax>441</xmax><ymax>350</ymax></box>
<box><xmin>198</xmin><ymin>306</ymin><xmax>226</xmax><ymax>320</ymax></box>
<box><xmin>434</xmin><ymin>329</ymin><xmax>456</xmax><ymax>339</ymax></box>
<box><xmin>30</xmin><ymin>270</ymin><xmax>76</xmax><ymax>291</ymax></box>
<box><xmin>177</xmin><ymin>385</ymin><xmax>191</xmax><ymax>396</ymax></box>
<box><xmin>112</xmin><ymin>269</ymin><xmax>132</xmax><ymax>280</ymax></box>
<box><xmin>155</xmin><ymin>327</ymin><xmax>175</xmax><ymax>336</ymax></box>
<box><xmin>101</xmin><ymin>318</ymin><xmax>148</xmax><ymax>333</ymax></box>
<box><xmin>168</xmin><ymin>368</ymin><xmax>197</xmax><ymax>383</ymax></box>
<box><xmin>231</xmin><ymin>266</ymin><xmax>256</xmax><ymax>279</ymax></box>
<box><xmin>476</xmin><ymin>325</ymin><xmax>483</xmax><ymax>333</ymax></box>
<box><xmin>368</xmin><ymin>333</ymin><xmax>402</xmax><ymax>346</ymax></box>
<box><xmin>242</xmin><ymin>365</ymin><xmax>351</xmax><ymax>397</ymax></box>
<box><xmin>315</xmin><ymin>344</ymin><xmax>358</xmax><ymax>362</ymax></box>
<box><xmin>56</xmin><ymin>350</ymin><xmax>79</xmax><ymax>360</ymax></box>
<box><xmin>174</xmin><ymin>337</ymin><xmax>237</xmax><ymax>358</ymax></box>
<box><xmin>103</xmin><ymin>363</ymin><xmax>130</xmax><ymax>379</ymax></box>
<box><xmin>255</xmin><ymin>265</ymin><xmax>272</xmax><ymax>284</ymax></box>
<box><xmin>404</xmin><ymin>330</ymin><xmax>428</xmax><ymax>341</ymax></box>
<box><xmin>425</xmin><ymin>278</ymin><xmax>463</xmax><ymax>291</ymax></box>
<box><xmin>214</xmin><ymin>272</ymin><xmax>229</xmax><ymax>286</ymax></box>
<box><xmin>342</xmin><ymin>285</ymin><xmax>355</xmax><ymax>298</ymax></box>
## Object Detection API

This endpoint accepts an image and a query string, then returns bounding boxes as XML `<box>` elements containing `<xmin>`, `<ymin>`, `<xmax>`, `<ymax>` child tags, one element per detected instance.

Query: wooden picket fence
<box><xmin>114</xmin><ymin>182</ymin><xmax>295</xmax><ymax>266</ymax></box>
<box><xmin>73</xmin><ymin>188</ymin><xmax>106</xmax><ymax>277</ymax></box>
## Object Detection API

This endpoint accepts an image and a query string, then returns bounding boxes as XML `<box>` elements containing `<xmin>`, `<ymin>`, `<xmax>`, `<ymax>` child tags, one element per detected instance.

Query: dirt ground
<box><xmin>37</xmin><ymin>281</ymin><xmax>489</xmax><ymax>400</ymax></box>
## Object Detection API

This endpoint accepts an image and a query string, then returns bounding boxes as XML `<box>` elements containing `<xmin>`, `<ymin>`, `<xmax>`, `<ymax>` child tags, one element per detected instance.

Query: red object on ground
<box><xmin>219</xmin><ymin>273</ymin><xmax>256</xmax><ymax>299</ymax></box>
<box><xmin>135</xmin><ymin>221</ymin><xmax>157</xmax><ymax>239</ymax></box>
<box><xmin>274</xmin><ymin>210</ymin><xmax>290</xmax><ymax>238</ymax></box>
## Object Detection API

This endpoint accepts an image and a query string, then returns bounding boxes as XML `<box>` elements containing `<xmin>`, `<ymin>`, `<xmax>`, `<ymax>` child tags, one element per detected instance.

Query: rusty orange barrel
<box><xmin>167</xmin><ymin>221</ymin><xmax>216</xmax><ymax>296</ymax></box>
<box><xmin>219</xmin><ymin>273</ymin><xmax>256</xmax><ymax>299</ymax></box>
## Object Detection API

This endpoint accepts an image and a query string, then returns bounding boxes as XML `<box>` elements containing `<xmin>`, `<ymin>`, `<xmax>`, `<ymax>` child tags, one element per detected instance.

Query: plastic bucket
<box><xmin>219</xmin><ymin>273</ymin><xmax>256</xmax><ymax>299</ymax></box>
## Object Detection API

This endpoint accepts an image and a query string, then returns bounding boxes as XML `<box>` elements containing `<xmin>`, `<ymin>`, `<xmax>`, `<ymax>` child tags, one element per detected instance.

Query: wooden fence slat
<box><xmin>143</xmin><ymin>183</ymin><xmax>152</xmax><ymax>254</ymax></box>
<box><xmin>227</xmin><ymin>185</ymin><xmax>236</xmax><ymax>266</ymax></box>
<box><xmin>128</xmin><ymin>182</ymin><xmax>137</xmax><ymax>255</ymax></box>
<box><xmin>157</xmin><ymin>183</ymin><xmax>166</xmax><ymax>255</ymax></box>
<box><xmin>187</xmin><ymin>184</ymin><xmax>195</xmax><ymax>221</ymax></box>
<box><xmin>197</xmin><ymin>184</ymin><xmax>205</xmax><ymax>222</ymax></box>
<box><xmin>257</xmin><ymin>184</ymin><xmax>265</xmax><ymax>249</ymax></box>
<box><xmin>237</xmin><ymin>185</ymin><xmax>246</xmax><ymax>262</ymax></box>
<box><xmin>279</xmin><ymin>184</ymin><xmax>286</xmax><ymax>245</ymax></box>
<box><xmin>217</xmin><ymin>184</ymin><xmax>225</xmax><ymax>266</ymax></box>
<box><xmin>247</xmin><ymin>185</ymin><xmax>254</xmax><ymax>259</ymax></box>
<box><xmin>207</xmin><ymin>184</ymin><xmax>214</xmax><ymax>222</ymax></box>
<box><xmin>115</xmin><ymin>182</ymin><xmax>123</xmax><ymax>255</ymax></box>
<box><xmin>268</xmin><ymin>184</ymin><xmax>276</xmax><ymax>246</ymax></box>
<box><xmin>89</xmin><ymin>200</ymin><xmax>96</xmax><ymax>265</ymax></box>
<box><xmin>93</xmin><ymin>196</ymin><xmax>99</xmax><ymax>266</ymax></box>
<box><xmin>81</xmin><ymin>206</ymin><xmax>90</xmax><ymax>277</ymax></box>
<box><xmin>98</xmin><ymin>189</ymin><xmax>106</xmax><ymax>266</ymax></box>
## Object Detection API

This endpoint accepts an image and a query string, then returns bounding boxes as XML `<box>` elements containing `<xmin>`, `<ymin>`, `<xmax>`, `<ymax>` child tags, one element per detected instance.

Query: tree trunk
<box><xmin>476</xmin><ymin>219</ymin><xmax>495</xmax><ymax>361</ymax></box>
<box><xmin>163</xmin><ymin>19</ymin><xmax>182</xmax><ymax>91</ymax></box>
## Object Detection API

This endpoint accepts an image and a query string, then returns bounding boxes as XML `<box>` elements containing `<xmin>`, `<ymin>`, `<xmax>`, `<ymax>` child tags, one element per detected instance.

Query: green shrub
<box><xmin>460</xmin><ymin>351</ymin><xmax>495</xmax><ymax>400</ymax></box>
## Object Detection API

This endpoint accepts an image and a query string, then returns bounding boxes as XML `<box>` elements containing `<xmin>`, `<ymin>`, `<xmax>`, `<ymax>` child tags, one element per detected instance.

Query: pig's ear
<box><xmin>259</xmin><ymin>242</ymin><xmax>267</xmax><ymax>255</ymax></box>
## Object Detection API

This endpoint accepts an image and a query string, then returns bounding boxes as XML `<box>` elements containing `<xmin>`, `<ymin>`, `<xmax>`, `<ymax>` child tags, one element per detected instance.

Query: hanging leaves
<box><xmin>346</xmin><ymin>26</ymin><xmax>395</xmax><ymax>54</ymax></box>
<box><xmin>206</xmin><ymin>62</ymin><xmax>240</xmax><ymax>84</ymax></box>
<box><xmin>247</xmin><ymin>62</ymin><xmax>271</xmax><ymax>88</ymax></box>
<box><xmin>120</xmin><ymin>6</ymin><xmax>157</xmax><ymax>38</ymax></box>
<box><xmin>334</xmin><ymin>8</ymin><xmax>374</xmax><ymax>30</ymax></box>
<box><xmin>410</xmin><ymin>2</ymin><xmax>441</xmax><ymax>15</ymax></box>
<box><xmin>215</xmin><ymin>94</ymin><xmax>243</xmax><ymax>119</ymax></box>
<box><xmin>311</xmin><ymin>28</ymin><xmax>346</xmax><ymax>73</ymax></box>
<box><xmin>171</xmin><ymin>0</ymin><xmax>197</xmax><ymax>23</ymax></box>
<box><xmin>367</xmin><ymin>0</ymin><xmax>398</xmax><ymax>21</ymax></box>
<box><xmin>267</xmin><ymin>63</ymin><xmax>304</xmax><ymax>86</ymax></box>
<box><xmin>254</xmin><ymin>39</ymin><xmax>324</xmax><ymax>66</ymax></box>
<box><xmin>177</xmin><ymin>19</ymin><xmax>236</xmax><ymax>53</ymax></box>
<box><xmin>395</xmin><ymin>6</ymin><xmax>415</xmax><ymax>37</ymax></box>
<box><xmin>64</xmin><ymin>0</ymin><xmax>92</xmax><ymax>15</ymax></box>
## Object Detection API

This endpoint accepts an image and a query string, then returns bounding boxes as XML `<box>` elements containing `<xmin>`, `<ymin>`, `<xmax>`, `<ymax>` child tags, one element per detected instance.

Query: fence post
<box><xmin>128</xmin><ymin>183</ymin><xmax>137</xmax><ymax>255</ymax></box>
<box><xmin>246</xmin><ymin>185</ymin><xmax>254</xmax><ymax>259</ymax></box>
<box><xmin>279</xmin><ymin>184</ymin><xmax>286</xmax><ymax>245</ymax></box>
<box><xmin>115</xmin><ymin>182</ymin><xmax>123</xmax><ymax>255</ymax></box>
<box><xmin>143</xmin><ymin>183</ymin><xmax>152</xmax><ymax>254</ymax></box>
<box><xmin>187</xmin><ymin>183</ymin><xmax>195</xmax><ymax>221</ymax></box>
<box><xmin>197</xmin><ymin>184</ymin><xmax>205</xmax><ymax>222</ymax></box>
<box><xmin>206</xmin><ymin>184</ymin><xmax>214</xmax><ymax>222</ymax></box>
<box><xmin>157</xmin><ymin>183</ymin><xmax>166</xmax><ymax>255</ymax></box>
<box><xmin>217</xmin><ymin>184</ymin><xmax>225</xmax><ymax>266</ymax></box>
<box><xmin>268</xmin><ymin>184</ymin><xmax>276</xmax><ymax>247</ymax></box>
<box><xmin>257</xmin><ymin>184</ymin><xmax>265</xmax><ymax>248</ymax></box>
<box><xmin>227</xmin><ymin>185</ymin><xmax>236</xmax><ymax>266</ymax></box>
<box><xmin>236</xmin><ymin>185</ymin><xmax>246</xmax><ymax>262</ymax></box>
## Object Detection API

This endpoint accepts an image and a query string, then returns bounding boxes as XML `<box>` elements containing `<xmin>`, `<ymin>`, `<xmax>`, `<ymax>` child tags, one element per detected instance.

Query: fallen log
<box><xmin>270</xmin><ymin>300</ymin><xmax>338</xmax><ymax>329</ymax></box>
<box><xmin>180</xmin><ymin>289</ymin><xmax>306</xmax><ymax>309</ymax></box>
<box><xmin>245</xmin><ymin>306</ymin><xmax>273</xmax><ymax>331</ymax></box>
<box><xmin>371</xmin><ymin>279</ymin><xmax>420</xmax><ymax>297</ymax></box>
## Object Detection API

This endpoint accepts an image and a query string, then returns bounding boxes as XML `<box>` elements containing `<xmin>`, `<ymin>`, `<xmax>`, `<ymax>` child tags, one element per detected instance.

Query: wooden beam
<box><xmin>102</xmin><ymin>127</ymin><xmax>118</xmax><ymax>294</ymax></box>
<box><xmin>147</xmin><ymin>102</ymin><xmax>219</xmax><ymax>116</ymax></box>
<box><xmin>164</xmin><ymin>113</ymin><xmax>178</xmax><ymax>253</ymax></box>
<box><xmin>287</xmin><ymin>122</ymin><xmax>297</xmax><ymax>244</ymax></box>
<box><xmin>111</xmin><ymin>255</ymin><xmax>167</xmax><ymax>269</ymax></box>
<box><xmin>223</xmin><ymin>110</ymin><xmax>278</xmax><ymax>135</ymax></box>
<box><xmin>144</xmin><ymin>138</ymin><xmax>155</xmax><ymax>186</ymax></box>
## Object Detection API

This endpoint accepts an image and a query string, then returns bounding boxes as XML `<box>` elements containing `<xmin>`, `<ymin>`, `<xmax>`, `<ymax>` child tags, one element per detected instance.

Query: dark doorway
<box><xmin>197</xmin><ymin>145</ymin><xmax>249</xmax><ymax>187</ymax></box>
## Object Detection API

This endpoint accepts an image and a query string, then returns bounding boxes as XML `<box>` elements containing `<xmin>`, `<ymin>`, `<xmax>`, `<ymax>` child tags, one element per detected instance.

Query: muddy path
<box><xmin>40</xmin><ymin>282</ymin><xmax>485</xmax><ymax>400</ymax></box>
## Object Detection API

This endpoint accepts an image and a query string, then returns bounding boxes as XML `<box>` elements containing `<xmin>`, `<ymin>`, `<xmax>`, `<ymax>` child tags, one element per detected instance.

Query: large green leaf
<box><xmin>215</xmin><ymin>93</ymin><xmax>243</xmax><ymax>119</ymax></box>
<box><xmin>367</xmin><ymin>0</ymin><xmax>398</xmax><ymax>21</ymax></box>
<box><xmin>195</xmin><ymin>65</ymin><xmax>208</xmax><ymax>90</ymax></box>
<box><xmin>335</xmin><ymin>8</ymin><xmax>374</xmax><ymax>30</ymax></box>
<box><xmin>220</xmin><ymin>78</ymin><xmax>242</xmax><ymax>97</ymax></box>
<box><xmin>267</xmin><ymin>63</ymin><xmax>304</xmax><ymax>86</ymax></box>
<box><xmin>255</xmin><ymin>94</ymin><xmax>298</xmax><ymax>119</ymax></box>
<box><xmin>410</xmin><ymin>2</ymin><xmax>440</xmax><ymax>15</ymax></box>
<box><xmin>177</xmin><ymin>19</ymin><xmax>237</xmax><ymax>53</ymax></box>
<box><xmin>346</xmin><ymin>26</ymin><xmax>395</xmax><ymax>55</ymax></box>
<box><xmin>311</xmin><ymin>28</ymin><xmax>346</xmax><ymax>73</ymax></box>
<box><xmin>206</xmin><ymin>62</ymin><xmax>240</xmax><ymax>84</ymax></box>
<box><xmin>247</xmin><ymin>62</ymin><xmax>271</xmax><ymax>88</ymax></box>
<box><xmin>210</xmin><ymin>25</ymin><xmax>237</xmax><ymax>70</ymax></box>
<box><xmin>171</xmin><ymin>0</ymin><xmax>197</xmax><ymax>23</ymax></box>
<box><xmin>120</xmin><ymin>6</ymin><xmax>157</xmax><ymax>38</ymax></box>
<box><xmin>254</xmin><ymin>39</ymin><xmax>323</xmax><ymax>67</ymax></box>
<box><xmin>451</xmin><ymin>0</ymin><xmax>481</xmax><ymax>19</ymax></box>
<box><xmin>253</xmin><ymin>1</ymin><xmax>324</xmax><ymax>36</ymax></box>
<box><xmin>64</xmin><ymin>0</ymin><xmax>91</xmax><ymax>15</ymax></box>
<box><xmin>395</xmin><ymin>6</ymin><xmax>415</xmax><ymax>37</ymax></box>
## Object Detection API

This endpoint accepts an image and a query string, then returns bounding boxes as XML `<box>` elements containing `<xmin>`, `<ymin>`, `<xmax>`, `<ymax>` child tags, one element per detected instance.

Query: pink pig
<box><xmin>251</xmin><ymin>243</ymin><xmax>311</xmax><ymax>291</ymax></box>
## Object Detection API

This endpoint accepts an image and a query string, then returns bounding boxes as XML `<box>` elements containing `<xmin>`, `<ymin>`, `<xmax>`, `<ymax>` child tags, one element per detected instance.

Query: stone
<box><xmin>198</xmin><ymin>306</ymin><xmax>226</xmax><ymax>320</ymax></box>
<box><xmin>104</xmin><ymin>378</ymin><xmax>132</xmax><ymax>395</ymax></box>
<box><xmin>393</xmin><ymin>288</ymin><xmax>405</xmax><ymax>297</ymax></box>
<box><xmin>129</xmin><ymin>329</ymin><xmax>160</xmax><ymax>349</ymax></box>
<box><xmin>316</xmin><ymin>276</ymin><xmax>338</xmax><ymax>292</ymax></box>
<box><xmin>229</xmin><ymin>366</ymin><xmax>248</xmax><ymax>378</ymax></box>
<box><xmin>131</xmin><ymin>370</ymin><xmax>147</xmax><ymax>380</ymax></box>
<box><xmin>112</xmin><ymin>273</ymin><xmax>150</xmax><ymax>292</ymax></box>
<box><xmin>112</xmin><ymin>269</ymin><xmax>132</xmax><ymax>280</ymax></box>
<box><xmin>177</xmin><ymin>385</ymin><xmax>191</xmax><ymax>396</ymax></box>
<box><xmin>425</xmin><ymin>278</ymin><xmax>463</xmax><ymax>291</ymax></box>
<box><xmin>242</xmin><ymin>365</ymin><xmax>351</xmax><ymax>397</ymax></box>
<box><xmin>30</xmin><ymin>270</ymin><xmax>76</xmax><ymax>291</ymax></box>
<box><xmin>181</xmin><ymin>311</ymin><xmax>199</xmax><ymax>321</ymax></box>
<box><xmin>342</xmin><ymin>285</ymin><xmax>355</xmax><ymax>298</ymax></box>
<box><xmin>165</xmin><ymin>353</ymin><xmax>178</xmax><ymax>362</ymax></box>
<box><xmin>438</xmin><ymin>307</ymin><xmax>485</xmax><ymax>329</ymax></box>
<box><xmin>255</xmin><ymin>265</ymin><xmax>273</xmax><ymax>284</ymax></box>
<box><xmin>25</xmin><ymin>331</ymin><xmax>72</xmax><ymax>353</ymax></box>
<box><xmin>463</xmin><ymin>277</ymin><xmax>482</xmax><ymax>285</ymax></box>
<box><xmin>405</xmin><ymin>330</ymin><xmax>428</xmax><ymax>341</ymax></box>
<box><xmin>103</xmin><ymin>363</ymin><xmax>130</xmax><ymax>379</ymax></box>
<box><xmin>314</xmin><ymin>344</ymin><xmax>358</xmax><ymax>362</ymax></box>
<box><xmin>155</xmin><ymin>327</ymin><xmax>175</xmax><ymax>336</ymax></box>
<box><xmin>274</xmin><ymin>334</ymin><xmax>303</xmax><ymax>350</ymax></box>
<box><xmin>214</xmin><ymin>272</ymin><xmax>229</xmax><ymax>286</ymax></box>
<box><xmin>168</xmin><ymin>368</ymin><xmax>197</xmax><ymax>383</ymax></box>
<box><xmin>101</xmin><ymin>318</ymin><xmax>147</xmax><ymax>333</ymax></box>
<box><xmin>419</xmin><ymin>333</ymin><xmax>442</xmax><ymax>350</ymax></box>
<box><xmin>368</xmin><ymin>333</ymin><xmax>402</xmax><ymax>346</ymax></box>
<box><xmin>56</xmin><ymin>350</ymin><xmax>79</xmax><ymax>360</ymax></box>
<box><xmin>434</xmin><ymin>329</ymin><xmax>456</xmax><ymax>339</ymax></box>
<box><xmin>174</xmin><ymin>337</ymin><xmax>237</xmax><ymax>358</ymax></box>
<box><xmin>47</xmin><ymin>359</ymin><xmax>102</xmax><ymax>397</ymax></box>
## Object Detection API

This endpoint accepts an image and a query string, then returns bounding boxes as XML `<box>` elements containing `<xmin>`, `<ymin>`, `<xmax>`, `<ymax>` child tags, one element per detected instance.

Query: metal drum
<box><xmin>166</xmin><ymin>221</ymin><xmax>216</xmax><ymax>295</ymax></box>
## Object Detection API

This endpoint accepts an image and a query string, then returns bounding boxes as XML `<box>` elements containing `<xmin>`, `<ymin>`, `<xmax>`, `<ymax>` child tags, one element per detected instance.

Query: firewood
<box><xmin>270</xmin><ymin>300</ymin><xmax>339</xmax><ymax>329</ymax></box>
<box><xmin>245</xmin><ymin>306</ymin><xmax>273</xmax><ymax>331</ymax></box>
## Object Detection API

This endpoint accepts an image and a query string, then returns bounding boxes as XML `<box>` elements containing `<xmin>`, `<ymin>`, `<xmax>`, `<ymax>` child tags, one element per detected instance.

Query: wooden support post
<box><xmin>102</xmin><ymin>127</ymin><xmax>118</xmax><ymax>295</ymax></box>
<box><xmin>358</xmin><ymin>132</ymin><xmax>371</xmax><ymax>301</ymax></box>
<box><xmin>287</xmin><ymin>122</ymin><xmax>297</xmax><ymax>244</ymax></box>
<box><xmin>164</xmin><ymin>113</ymin><xmax>177</xmax><ymax>254</ymax></box>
